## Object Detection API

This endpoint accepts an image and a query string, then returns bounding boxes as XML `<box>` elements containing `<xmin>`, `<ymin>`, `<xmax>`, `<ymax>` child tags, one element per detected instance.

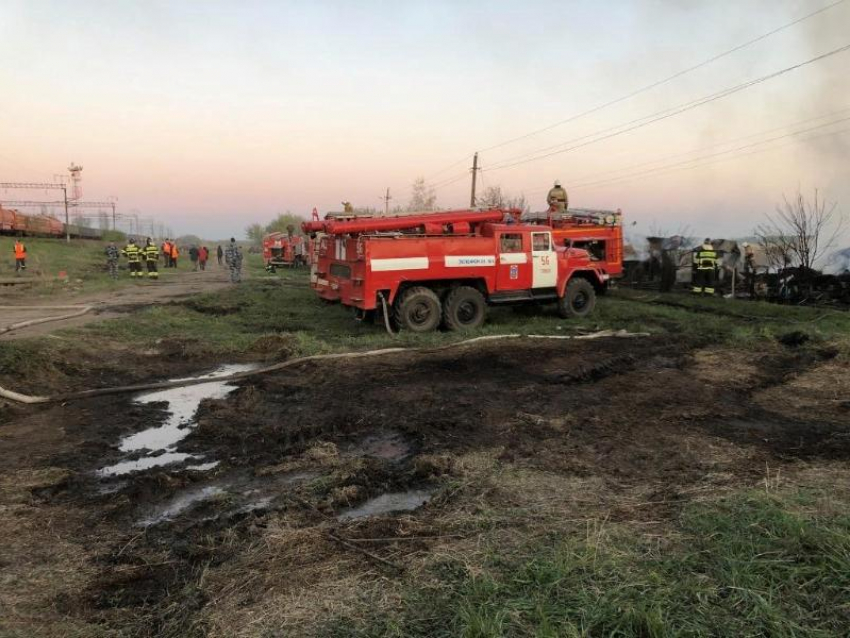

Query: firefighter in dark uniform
<box><xmin>546</xmin><ymin>180</ymin><xmax>568</xmax><ymax>213</ymax></box>
<box><xmin>143</xmin><ymin>238</ymin><xmax>160</xmax><ymax>279</ymax></box>
<box><xmin>122</xmin><ymin>238</ymin><xmax>143</xmax><ymax>278</ymax></box>
<box><xmin>692</xmin><ymin>238</ymin><xmax>718</xmax><ymax>295</ymax></box>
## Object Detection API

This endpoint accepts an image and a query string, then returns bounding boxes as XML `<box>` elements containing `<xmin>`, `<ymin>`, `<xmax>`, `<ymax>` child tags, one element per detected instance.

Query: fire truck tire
<box><xmin>559</xmin><ymin>278</ymin><xmax>596</xmax><ymax>318</ymax></box>
<box><xmin>443</xmin><ymin>286</ymin><xmax>487</xmax><ymax>331</ymax></box>
<box><xmin>395</xmin><ymin>286</ymin><xmax>442</xmax><ymax>333</ymax></box>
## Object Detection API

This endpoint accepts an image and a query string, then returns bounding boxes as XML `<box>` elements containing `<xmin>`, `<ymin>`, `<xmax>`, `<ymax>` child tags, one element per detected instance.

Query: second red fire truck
<box><xmin>303</xmin><ymin>208</ymin><xmax>620</xmax><ymax>332</ymax></box>
<box><xmin>262</xmin><ymin>232</ymin><xmax>309</xmax><ymax>271</ymax></box>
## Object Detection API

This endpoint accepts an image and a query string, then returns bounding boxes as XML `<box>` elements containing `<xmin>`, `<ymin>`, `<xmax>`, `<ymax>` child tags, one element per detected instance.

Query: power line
<box><xmin>432</xmin><ymin>168</ymin><xmax>472</xmax><ymax>190</ymax></box>
<box><xmin>516</xmin><ymin>106</ymin><xmax>850</xmax><ymax>197</ymax></box>
<box><xmin>424</xmin><ymin>154</ymin><xmax>473</xmax><ymax>182</ymax></box>
<box><xmin>569</xmin><ymin>124</ymin><xmax>850</xmax><ymax>192</ymax></box>
<box><xmin>482</xmin><ymin>42</ymin><xmax>850</xmax><ymax>172</ymax></box>
<box><xmin>477</xmin><ymin>0</ymin><xmax>846</xmax><ymax>154</ymax></box>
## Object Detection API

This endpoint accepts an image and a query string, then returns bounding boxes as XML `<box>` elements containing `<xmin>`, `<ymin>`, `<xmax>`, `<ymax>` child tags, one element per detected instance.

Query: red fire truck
<box><xmin>530</xmin><ymin>208</ymin><xmax>624</xmax><ymax>278</ymax></box>
<box><xmin>262</xmin><ymin>232</ymin><xmax>308</xmax><ymax>271</ymax></box>
<box><xmin>303</xmin><ymin>208</ymin><xmax>615</xmax><ymax>332</ymax></box>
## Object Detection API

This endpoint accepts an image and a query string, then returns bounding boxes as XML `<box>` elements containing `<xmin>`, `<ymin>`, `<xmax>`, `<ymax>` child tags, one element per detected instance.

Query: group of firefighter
<box><xmin>107</xmin><ymin>238</ymin><xmax>161</xmax><ymax>279</ymax></box>
<box><xmin>106</xmin><ymin>237</ymin><xmax>243</xmax><ymax>282</ymax></box>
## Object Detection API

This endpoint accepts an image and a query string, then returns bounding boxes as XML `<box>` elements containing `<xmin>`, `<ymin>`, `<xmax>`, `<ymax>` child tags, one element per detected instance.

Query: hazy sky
<box><xmin>1</xmin><ymin>0</ymin><xmax>848</xmax><ymax>242</ymax></box>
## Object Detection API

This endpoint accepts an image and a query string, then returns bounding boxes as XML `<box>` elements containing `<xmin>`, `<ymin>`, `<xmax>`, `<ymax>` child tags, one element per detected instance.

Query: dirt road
<box><xmin>2</xmin><ymin>334</ymin><xmax>847</xmax><ymax>636</ymax></box>
<box><xmin>0</xmin><ymin>269</ymin><xmax>236</xmax><ymax>340</ymax></box>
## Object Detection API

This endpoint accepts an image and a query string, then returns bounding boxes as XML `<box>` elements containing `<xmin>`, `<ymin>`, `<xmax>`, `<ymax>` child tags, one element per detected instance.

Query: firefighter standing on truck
<box><xmin>122</xmin><ymin>238</ymin><xmax>143</xmax><ymax>278</ymax></box>
<box><xmin>14</xmin><ymin>239</ymin><xmax>26</xmax><ymax>272</ymax></box>
<box><xmin>143</xmin><ymin>238</ymin><xmax>159</xmax><ymax>279</ymax></box>
<box><xmin>547</xmin><ymin>180</ymin><xmax>568</xmax><ymax>213</ymax></box>
<box><xmin>692</xmin><ymin>238</ymin><xmax>718</xmax><ymax>295</ymax></box>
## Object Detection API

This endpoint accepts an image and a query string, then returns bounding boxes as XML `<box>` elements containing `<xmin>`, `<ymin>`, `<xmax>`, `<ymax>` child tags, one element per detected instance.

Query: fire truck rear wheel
<box><xmin>443</xmin><ymin>286</ymin><xmax>487</xmax><ymax>331</ymax></box>
<box><xmin>559</xmin><ymin>278</ymin><xmax>596</xmax><ymax>318</ymax></box>
<box><xmin>395</xmin><ymin>286</ymin><xmax>442</xmax><ymax>333</ymax></box>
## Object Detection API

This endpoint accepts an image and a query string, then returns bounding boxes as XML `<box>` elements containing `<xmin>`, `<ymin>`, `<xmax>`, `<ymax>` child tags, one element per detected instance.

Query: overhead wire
<box><xmin>569</xmin><ymin>124</ymin><xmax>850</xmax><ymax>192</ymax></box>
<box><xmin>424</xmin><ymin>154</ymin><xmax>473</xmax><ymax>182</ymax></box>
<box><xmin>481</xmin><ymin>42</ymin><xmax>850</xmax><ymax>172</ymax></box>
<box><xmin>432</xmin><ymin>170</ymin><xmax>471</xmax><ymax>190</ymax></box>
<box><xmin>514</xmin><ymin>106</ymin><xmax>850</xmax><ymax>197</ymax></box>
<box><xmin>476</xmin><ymin>0</ymin><xmax>846</xmax><ymax>155</ymax></box>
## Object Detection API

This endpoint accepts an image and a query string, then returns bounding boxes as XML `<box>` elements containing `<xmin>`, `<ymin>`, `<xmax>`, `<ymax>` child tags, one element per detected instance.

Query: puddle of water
<box><xmin>97</xmin><ymin>363</ymin><xmax>255</xmax><ymax>477</ymax></box>
<box><xmin>120</xmin><ymin>364</ymin><xmax>256</xmax><ymax>452</ymax></box>
<box><xmin>348</xmin><ymin>431</ymin><xmax>412</xmax><ymax>462</ymax></box>
<box><xmin>184</xmin><ymin>461</ymin><xmax>220</xmax><ymax>472</ymax></box>
<box><xmin>98</xmin><ymin>452</ymin><xmax>197</xmax><ymax>477</ymax></box>
<box><xmin>138</xmin><ymin>485</ymin><xmax>226</xmax><ymax>527</ymax></box>
<box><xmin>134</xmin><ymin>469</ymin><xmax>322</xmax><ymax>526</ymax></box>
<box><xmin>240</xmin><ymin>495</ymin><xmax>274</xmax><ymax>513</ymax></box>
<box><xmin>337</xmin><ymin>489</ymin><xmax>433</xmax><ymax>521</ymax></box>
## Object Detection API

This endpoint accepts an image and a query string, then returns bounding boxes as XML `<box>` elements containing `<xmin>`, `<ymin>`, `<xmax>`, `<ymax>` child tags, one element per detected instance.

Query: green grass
<box><xmin>1</xmin><ymin>261</ymin><xmax>848</xmax><ymax>389</ymax></box>
<box><xmin>0</xmin><ymin>236</ymin><xmax>182</xmax><ymax>295</ymax></box>
<box><xmin>320</xmin><ymin>491</ymin><xmax>850</xmax><ymax>637</ymax></box>
<box><xmin>75</xmin><ymin>272</ymin><xmax>850</xmax><ymax>355</ymax></box>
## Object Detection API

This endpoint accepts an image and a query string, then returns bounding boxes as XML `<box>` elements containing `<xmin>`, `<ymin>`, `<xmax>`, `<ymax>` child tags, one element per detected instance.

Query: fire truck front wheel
<box><xmin>443</xmin><ymin>286</ymin><xmax>487</xmax><ymax>331</ymax></box>
<box><xmin>395</xmin><ymin>286</ymin><xmax>442</xmax><ymax>333</ymax></box>
<box><xmin>558</xmin><ymin>278</ymin><xmax>597</xmax><ymax>318</ymax></box>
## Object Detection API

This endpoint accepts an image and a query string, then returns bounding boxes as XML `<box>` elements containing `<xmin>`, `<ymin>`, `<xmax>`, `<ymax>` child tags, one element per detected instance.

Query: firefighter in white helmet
<box><xmin>547</xmin><ymin>180</ymin><xmax>568</xmax><ymax>213</ymax></box>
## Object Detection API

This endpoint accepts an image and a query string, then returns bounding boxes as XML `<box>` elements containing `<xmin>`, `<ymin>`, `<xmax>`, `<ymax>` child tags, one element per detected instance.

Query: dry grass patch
<box><xmin>753</xmin><ymin>358</ymin><xmax>850</xmax><ymax>423</ymax></box>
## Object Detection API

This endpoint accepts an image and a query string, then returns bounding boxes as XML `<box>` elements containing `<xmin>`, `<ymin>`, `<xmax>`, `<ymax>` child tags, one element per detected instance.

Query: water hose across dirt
<box><xmin>0</xmin><ymin>330</ymin><xmax>648</xmax><ymax>406</ymax></box>
<box><xmin>0</xmin><ymin>306</ymin><xmax>94</xmax><ymax>336</ymax></box>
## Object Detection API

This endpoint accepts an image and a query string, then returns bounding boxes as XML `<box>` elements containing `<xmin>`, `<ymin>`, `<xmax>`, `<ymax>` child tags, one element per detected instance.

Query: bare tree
<box><xmin>477</xmin><ymin>185</ymin><xmax>503</xmax><ymax>208</ymax></box>
<box><xmin>477</xmin><ymin>185</ymin><xmax>530</xmax><ymax>213</ymax></box>
<box><xmin>754</xmin><ymin>226</ymin><xmax>794</xmax><ymax>272</ymax></box>
<box><xmin>755</xmin><ymin>189</ymin><xmax>845</xmax><ymax>272</ymax></box>
<box><xmin>407</xmin><ymin>177</ymin><xmax>437</xmax><ymax>212</ymax></box>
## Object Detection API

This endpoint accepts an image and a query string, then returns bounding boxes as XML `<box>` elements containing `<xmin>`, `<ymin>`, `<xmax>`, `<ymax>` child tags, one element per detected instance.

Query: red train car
<box><xmin>0</xmin><ymin>207</ymin><xmax>15</xmax><ymax>233</ymax></box>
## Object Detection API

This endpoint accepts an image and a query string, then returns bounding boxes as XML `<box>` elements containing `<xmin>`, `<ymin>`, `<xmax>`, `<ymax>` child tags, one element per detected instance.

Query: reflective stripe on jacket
<box><xmin>143</xmin><ymin>245</ymin><xmax>159</xmax><ymax>261</ymax></box>
<box><xmin>123</xmin><ymin>244</ymin><xmax>142</xmax><ymax>262</ymax></box>
<box><xmin>693</xmin><ymin>247</ymin><xmax>718</xmax><ymax>270</ymax></box>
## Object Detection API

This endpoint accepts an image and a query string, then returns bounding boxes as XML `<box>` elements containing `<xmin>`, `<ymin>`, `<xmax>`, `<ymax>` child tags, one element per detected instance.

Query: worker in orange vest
<box><xmin>162</xmin><ymin>239</ymin><xmax>172</xmax><ymax>267</ymax></box>
<box><xmin>170</xmin><ymin>242</ymin><xmax>179</xmax><ymax>268</ymax></box>
<box><xmin>14</xmin><ymin>239</ymin><xmax>26</xmax><ymax>272</ymax></box>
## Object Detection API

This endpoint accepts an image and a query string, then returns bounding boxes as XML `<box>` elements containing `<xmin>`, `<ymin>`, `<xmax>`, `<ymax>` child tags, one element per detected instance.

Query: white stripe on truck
<box><xmin>370</xmin><ymin>257</ymin><xmax>429</xmax><ymax>271</ymax></box>
<box><xmin>444</xmin><ymin>255</ymin><xmax>496</xmax><ymax>267</ymax></box>
<box><xmin>499</xmin><ymin>253</ymin><xmax>527</xmax><ymax>265</ymax></box>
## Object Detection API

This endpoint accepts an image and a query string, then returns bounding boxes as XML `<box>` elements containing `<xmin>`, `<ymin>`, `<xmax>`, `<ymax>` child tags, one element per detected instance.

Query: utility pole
<box><xmin>108</xmin><ymin>196</ymin><xmax>118</xmax><ymax>231</ymax></box>
<box><xmin>381</xmin><ymin>187</ymin><xmax>392</xmax><ymax>215</ymax></box>
<box><xmin>470</xmin><ymin>152</ymin><xmax>479</xmax><ymax>208</ymax></box>
<box><xmin>62</xmin><ymin>184</ymin><xmax>70</xmax><ymax>242</ymax></box>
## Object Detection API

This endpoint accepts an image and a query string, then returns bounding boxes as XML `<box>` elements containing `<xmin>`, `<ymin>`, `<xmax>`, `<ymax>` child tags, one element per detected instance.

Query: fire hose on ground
<box><xmin>0</xmin><ymin>305</ymin><xmax>94</xmax><ymax>336</ymax></box>
<box><xmin>0</xmin><ymin>330</ymin><xmax>649</xmax><ymax>406</ymax></box>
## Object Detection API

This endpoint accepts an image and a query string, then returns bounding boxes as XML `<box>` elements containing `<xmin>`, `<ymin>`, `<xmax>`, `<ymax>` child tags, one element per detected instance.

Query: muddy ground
<box><xmin>1</xmin><ymin>334</ymin><xmax>849</xmax><ymax>637</ymax></box>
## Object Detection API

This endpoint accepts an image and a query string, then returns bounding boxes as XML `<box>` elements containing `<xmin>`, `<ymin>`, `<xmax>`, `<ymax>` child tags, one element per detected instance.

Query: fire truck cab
<box><xmin>305</xmin><ymin>208</ymin><xmax>614</xmax><ymax>332</ymax></box>
<box><xmin>526</xmin><ymin>208</ymin><xmax>623</xmax><ymax>280</ymax></box>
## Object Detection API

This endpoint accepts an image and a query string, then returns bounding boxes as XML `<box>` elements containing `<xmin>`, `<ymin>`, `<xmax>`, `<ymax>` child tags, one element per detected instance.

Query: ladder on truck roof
<box><xmin>523</xmin><ymin>209</ymin><xmax>621</xmax><ymax>226</ymax></box>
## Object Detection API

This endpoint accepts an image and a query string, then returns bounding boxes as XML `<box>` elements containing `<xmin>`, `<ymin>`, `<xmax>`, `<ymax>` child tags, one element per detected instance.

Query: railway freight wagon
<box><xmin>0</xmin><ymin>206</ymin><xmax>103</xmax><ymax>239</ymax></box>
<box><xmin>0</xmin><ymin>207</ymin><xmax>14</xmax><ymax>232</ymax></box>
